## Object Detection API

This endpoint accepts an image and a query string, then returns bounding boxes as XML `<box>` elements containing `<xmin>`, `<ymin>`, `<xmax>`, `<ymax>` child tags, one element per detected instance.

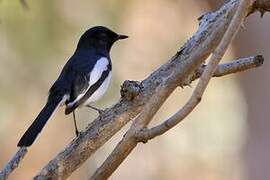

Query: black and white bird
<box><xmin>17</xmin><ymin>26</ymin><xmax>128</xmax><ymax>147</ymax></box>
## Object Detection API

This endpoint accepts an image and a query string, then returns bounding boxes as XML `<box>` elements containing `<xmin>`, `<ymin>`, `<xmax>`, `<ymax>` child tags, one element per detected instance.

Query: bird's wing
<box><xmin>65</xmin><ymin>57</ymin><xmax>111</xmax><ymax>114</ymax></box>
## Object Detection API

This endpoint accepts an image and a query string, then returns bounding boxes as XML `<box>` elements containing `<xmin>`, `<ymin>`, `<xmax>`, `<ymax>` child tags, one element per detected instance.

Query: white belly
<box><xmin>83</xmin><ymin>71</ymin><xmax>112</xmax><ymax>105</ymax></box>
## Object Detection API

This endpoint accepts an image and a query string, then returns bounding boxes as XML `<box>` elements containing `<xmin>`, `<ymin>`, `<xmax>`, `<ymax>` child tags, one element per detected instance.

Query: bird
<box><xmin>17</xmin><ymin>26</ymin><xmax>128</xmax><ymax>147</ymax></box>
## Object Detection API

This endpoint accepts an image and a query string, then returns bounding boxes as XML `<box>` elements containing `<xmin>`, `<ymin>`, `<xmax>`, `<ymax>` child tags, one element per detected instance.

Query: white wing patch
<box><xmin>83</xmin><ymin>71</ymin><xmax>112</xmax><ymax>105</ymax></box>
<box><xmin>67</xmin><ymin>57</ymin><xmax>109</xmax><ymax>107</ymax></box>
<box><xmin>89</xmin><ymin>57</ymin><xmax>109</xmax><ymax>86</ymax></box>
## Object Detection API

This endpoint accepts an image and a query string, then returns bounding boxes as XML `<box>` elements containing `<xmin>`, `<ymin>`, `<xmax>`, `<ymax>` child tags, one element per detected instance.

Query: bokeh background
<box><xmin>0</xmin><ymin>0</ymin><xmax>269</xmax><ymax>179</ymax></box>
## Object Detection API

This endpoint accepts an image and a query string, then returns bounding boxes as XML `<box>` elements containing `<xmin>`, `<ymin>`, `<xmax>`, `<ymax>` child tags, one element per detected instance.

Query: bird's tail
<box><xmin>17</xmin><ymin>95</ymin><xmax>65</xmax><ymax>147</ymax></box>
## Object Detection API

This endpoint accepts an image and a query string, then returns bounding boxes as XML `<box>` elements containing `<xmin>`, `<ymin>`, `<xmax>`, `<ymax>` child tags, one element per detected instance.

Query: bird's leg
<box><xmin>72</xmin><ymin>111</ymin><xmax>80</xmax><ymax>137</ymax></box>
<box><xmin>86</xmin><ymin>105</ymin><xmax>104</xmax><ymax>115</ymax></box>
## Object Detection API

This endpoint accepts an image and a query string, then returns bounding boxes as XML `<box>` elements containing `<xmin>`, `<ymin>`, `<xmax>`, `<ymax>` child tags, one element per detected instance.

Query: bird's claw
<box><xmin>97</xmin><ymin>109</ymin><xmax>105</xmax><ymax>115</ymax></box>
<box><xmin>87</xmin><ymin>105</ymin><xmax>105</xmax><ymax>115</ymax></box>
<box><xmin>75</xmin><ymin>130</ymin><xmax>82</xmax><ymax>137</ymax></box>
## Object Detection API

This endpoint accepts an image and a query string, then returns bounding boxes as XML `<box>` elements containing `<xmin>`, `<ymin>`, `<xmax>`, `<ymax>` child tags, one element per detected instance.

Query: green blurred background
<box><xmin>0</xmin><ymin>0</ymin><xmax>269</xmax><ymax>179</ymax></box>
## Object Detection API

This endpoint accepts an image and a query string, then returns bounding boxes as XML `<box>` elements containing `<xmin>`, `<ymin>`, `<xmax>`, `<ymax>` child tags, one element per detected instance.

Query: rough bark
<box><xmin>0</xmin><ymin>0</ymin><xmax>268</xmax><ymax>179</ymax></box>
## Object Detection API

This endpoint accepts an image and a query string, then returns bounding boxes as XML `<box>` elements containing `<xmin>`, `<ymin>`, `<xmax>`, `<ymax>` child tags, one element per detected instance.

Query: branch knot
<box><xmin>120</xmin><ymin>80</ymin><xmax>142</xmax><ymax>101</ymax></box>
<box><xmin>135</xmin><ymin>128</ymin><xmax>150</xmax><ymax>144</ymax></box>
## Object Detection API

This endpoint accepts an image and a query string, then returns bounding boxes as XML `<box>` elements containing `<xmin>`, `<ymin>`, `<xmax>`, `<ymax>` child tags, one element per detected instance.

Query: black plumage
<box><xmin>17</xmin><ymin>26</ymin><xmax>128</xmax><ymax>147</ymax></box>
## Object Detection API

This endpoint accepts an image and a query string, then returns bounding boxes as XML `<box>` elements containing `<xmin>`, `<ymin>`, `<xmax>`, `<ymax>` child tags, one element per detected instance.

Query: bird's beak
<box><xmin>116</xmin><ymin>34</ymin><xmax>128</xmax><ymax>40</ymax></box>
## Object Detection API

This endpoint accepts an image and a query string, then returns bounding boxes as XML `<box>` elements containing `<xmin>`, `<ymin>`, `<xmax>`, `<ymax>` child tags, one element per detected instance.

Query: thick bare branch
<box><xmin>136</xmin><ymin>55</ymin><xmax>264</xmax><ymax>141</ymax></box>
<box><xmin>1</xmin><ymin>56</ymin><xmax>262</xmax><ymax>180</ymax></box>
<box><xmin>135</xmin><ymin>0</ymin><xmax>252</xmax><ymax>142</ymax></box>
<box><xmin>90</xmin><ymin>0</ymin><xmax>252</xmax><ymax>179</ymax></box>
<box><xmin>91</xmin><ymin>75</ymin><xmax>174</xmax><ymax>180</ymax></box>
<box><xmin>0</xmin><ymin>0</ymin><xmax>267</xmax><ymax>179</ymax></box>
<box><xmin>32</xmin><ymin>0</ymin><xmax>266</xmax><ymax>179</ymax></box>
<box><xmin>91</xmin><ymin>55</ymin><xmax>264</xmax><ymax>179</ymax></box>
<box><xmin>0</xmin><ymin>147</ymin><xmax>27</xmax><ymax>180</ymax></box>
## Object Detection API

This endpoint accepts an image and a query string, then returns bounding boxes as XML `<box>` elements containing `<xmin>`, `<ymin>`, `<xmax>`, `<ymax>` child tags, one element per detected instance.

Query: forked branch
<box><xmin>0</xmin><ymin>0</ymin><xmax>268</xmax><ymax>179</ymax></box>
<box><xmin>90</xmin><ymin>0</ymin><xmax>253</xmax><ymax>179</ymax></box>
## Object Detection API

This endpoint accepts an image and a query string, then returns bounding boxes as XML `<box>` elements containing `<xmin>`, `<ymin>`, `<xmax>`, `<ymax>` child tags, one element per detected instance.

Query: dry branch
<box><xmin>34</xmin><ymin>0</ymin><xmax>268</xmax><ymax>179</ymax></box>
<box><xmin>0</xmin><ymin>0</ymin><xmax>268</xmax><ymax>179</ymax></box>
<box><xmin>0</xmin><ymin>56</ymin><xmax>262</xmax><ymax>180</ymax></box>
<box><xmin>136</xmin><ymin>0</ymin><xmax>252</xmax><ymax>143</ymax></box>
<box><xmin>34</xmin><ymin>1</ymin><xmax>242</xmax><ymax>179</ymax></box>
<box><xmin>136</xmin><ymin>55</ymin><xmax>264</xmax><ymax>143</ymax></box>
<box><xmin>90</xmin><ymin>0</ymin><xmax>252</xmax><ymax>179</ymax></box>
<box><xmin>192</xmin><ymin>55</ymin><xmax>264</xmax><ymax>80</ymax></box>
<box><xmin>0</xmin><ymin>147</ymin><xmax>27</xmax><ymax>180</ymax></box>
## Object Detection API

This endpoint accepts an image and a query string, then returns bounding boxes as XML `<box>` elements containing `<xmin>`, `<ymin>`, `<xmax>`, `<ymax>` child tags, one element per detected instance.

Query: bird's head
<box><xmin>76</xmin><ymin>26</ymin><xmax>128</xmax><ymax>53</ymax></box>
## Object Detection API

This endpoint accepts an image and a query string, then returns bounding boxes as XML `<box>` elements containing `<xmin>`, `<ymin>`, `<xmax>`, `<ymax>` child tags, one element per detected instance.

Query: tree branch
<box><xmin>1</xmin><ymin>0</ymin><xmax>267</xmax><ymax>179</ymax></box>
<box><xmin>136</xmin><ymin>47</ymin><xmax>261</xmax><ymax>142</ymax></box>
<box><xmin>1</xmin><ymin>57</ymin><xmax>262</xmax><ymax>180</ymax></box>
<box><xmin>33</xmin><ymin>1</ymin><xmax>241</xmax><ymax>179</ymax></box>
<box><xmin>0</xmin><ymin>147</ymin><xmax>27</xmax><ymax>180</ymax></box>
<box><xmin>90</xmin><ymin>0</ymin><xmax>252</xmax><ymax>179</ymax></box>
<box><xmin>191</xmin><ymin>55</ymin><xmax>264</xmax><ymax>80</ymax></box>
<box><xmin>90</xmin><ymin>55</ymin><xmax>264</xmax><ymax>179</ymax></box>
<box><xmin>31</xmin><ymin>0</ymin><xmax>268</xmax><ymax>179</ymax></box>
<box><xmin>90</xmin><ymin>54</ymin><xmax>264</xmax><ymax>179</ymax></box>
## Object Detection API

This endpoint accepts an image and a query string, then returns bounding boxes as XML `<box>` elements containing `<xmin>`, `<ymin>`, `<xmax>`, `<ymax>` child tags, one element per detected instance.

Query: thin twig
<box><xmin>0</xmin><ymin>147</ymin><xmax>28</xmax><ymax>180</ymax></box>
<box><xmin>191</xmin><ymin>55</ymin><xmax>264</xmax><ymax>80</ymax></box>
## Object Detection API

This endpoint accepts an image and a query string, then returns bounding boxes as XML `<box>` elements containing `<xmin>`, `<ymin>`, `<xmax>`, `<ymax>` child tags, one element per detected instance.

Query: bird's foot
<box><xmin>86</xmin><ymin>105</ymin><xmax>105</xmax><ymax>115</ymax></box>
<box><xmin>75</xmin><ymin>130</ymin><xmax>82</xmax><ymax>137</ymax></box>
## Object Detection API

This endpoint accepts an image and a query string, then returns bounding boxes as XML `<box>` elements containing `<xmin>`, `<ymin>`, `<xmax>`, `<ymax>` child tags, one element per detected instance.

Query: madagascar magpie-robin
<box><xmin>17</xmin><ymin>26</ymin><xmax>128</xmax><ymax>147</ymax></box>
